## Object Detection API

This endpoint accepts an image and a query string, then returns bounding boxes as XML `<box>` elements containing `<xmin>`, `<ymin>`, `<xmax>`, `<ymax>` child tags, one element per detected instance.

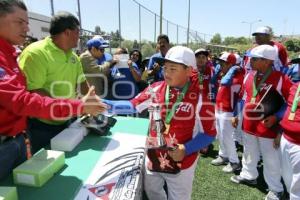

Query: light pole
<box><xmin>50</xmin><ymin>0</ymin><xmax>54</xmax><ymax>16</ymax></box>
<box><xmin>76</xmin><ymin>0</ymin><xmax>82</xmax><ymax>30</ymax></box>
<box><xmin>241</xmin><ymin>19</ymin><xmax>262</xmax><ymax>40</ymax></box>
<box><xmin>118</xmin><ymin>0</ymin><xmax>122</xmax><ymax>46</ymax></box>
<box><xmin>160</xmin><ymin>0</ymin><xmax>163</xmax><ymax>35</ymax></box>
<box><xmin>187</xmin><ymin>0</ymin><xmax>191</xmax><ymax>46</ymax></box>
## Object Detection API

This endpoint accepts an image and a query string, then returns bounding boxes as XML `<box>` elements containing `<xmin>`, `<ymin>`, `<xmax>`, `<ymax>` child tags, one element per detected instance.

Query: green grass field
<box><xmin>191</xmin><ymin>142</ymin><xmax>268</xmax><ymax>200</ymax></box>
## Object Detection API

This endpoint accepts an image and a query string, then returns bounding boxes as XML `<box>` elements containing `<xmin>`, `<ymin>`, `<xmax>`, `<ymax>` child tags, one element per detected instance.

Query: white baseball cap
<box><xmin>216</xmin><ymin>52</ymin><xmax>237</xmax><ymax>65</ymax></box>
<box><xmin>247</xmin><ymin>45</ymin><xmax>276</xmax><ymax>61</ymax></box>
<box><xmin>195</xmin><ymin>48</ymin><xmax>209</xmax><ymax>56</ymax></box>
<box><xmin>154</xmin><ymin>46</ymin><xmax>197</xmax><ymax>69</ymax></box>
<box><xmin>252</xmin><ymin>26</ymin><xmax>272</xmax><ymax>36</ymax></box>
<box><xmin>234</xmin><ymin>53</ymin><xmax>242</xmax><ymax>64</ymax></box>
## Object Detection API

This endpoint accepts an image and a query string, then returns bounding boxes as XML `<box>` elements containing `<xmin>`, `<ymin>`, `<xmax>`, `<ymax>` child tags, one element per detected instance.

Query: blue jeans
<box><xmin>0</xmin><ymin>134</ymin><xmax>26</xmax><ymax>180</ymax></box>
<box><xmin>27</xmin><ymin>118</ymin><xmax>70</xmax><ymax>154</ymax></box>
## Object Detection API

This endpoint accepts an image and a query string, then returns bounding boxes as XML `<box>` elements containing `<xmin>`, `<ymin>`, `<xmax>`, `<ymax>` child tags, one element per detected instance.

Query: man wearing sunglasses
<box><xmin>80</xmin><ymin>38</ymin><xmax>117</xmax><ymax>97</ymax></box>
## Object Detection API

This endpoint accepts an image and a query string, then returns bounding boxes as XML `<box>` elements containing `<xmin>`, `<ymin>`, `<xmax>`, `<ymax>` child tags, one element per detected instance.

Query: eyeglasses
<box><xmin>98</xmin><ymin>48</ymin><xmax>105</xmax><ymax>52</ymax></box>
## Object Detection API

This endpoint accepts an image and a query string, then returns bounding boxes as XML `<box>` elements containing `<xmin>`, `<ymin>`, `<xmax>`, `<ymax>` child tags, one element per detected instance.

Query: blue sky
<box><xmin>23</xmin><ymin>0</ymin><xmax>300</xmax><ymax>43</ymax></box>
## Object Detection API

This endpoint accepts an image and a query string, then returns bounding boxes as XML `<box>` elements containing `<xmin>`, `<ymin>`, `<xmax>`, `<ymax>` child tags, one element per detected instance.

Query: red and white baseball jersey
<box><xmin>193</xmin><ymin>69</ymin><xmax>217</xmax><ymax>137</ymax></box>
<box><xmin>281</xmin><ymin>82</ymin><xmax>300</xmax><ymax>144</ymax></box>
<box><xmin>215</xmin><ymin>69</ymin><xmax>244</xmax><ymax>113</ymax></box>
<box><xmin>197</xmin><ymin>64</ymin><xmax>216</xmax><ymax>101</ymax></box>
<box><xmin>130</xmin><ymin>72</ymin><xmax>216</xmax><ymax>169</ymax></box>
<box><xmin>242</xmin><ymin>70</ymin><xmax>292</xmax><ymax>138</ymax></box>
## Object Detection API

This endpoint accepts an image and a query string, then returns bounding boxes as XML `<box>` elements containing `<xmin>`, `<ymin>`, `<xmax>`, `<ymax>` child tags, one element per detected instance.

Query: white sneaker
<box><xmin>265</xmin><ymin>191</ymin><xmax>283</xmax><ymax>200</ymax></box>
<box><xmin>222</xmin><ymin>163</ymin><xmax>241</xmax><ymax>173</ymax></box>
<box><xmin>211</xmin><ymin>156</ymin><xmax>229</xmax><ymax>166</ymax></box>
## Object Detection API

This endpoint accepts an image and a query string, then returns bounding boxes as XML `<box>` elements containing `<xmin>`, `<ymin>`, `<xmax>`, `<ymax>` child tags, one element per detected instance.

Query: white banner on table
<box><xmin>74</xmin><ymin>133</ymin><xmax>147</xmax><ymax>200</ymax></box>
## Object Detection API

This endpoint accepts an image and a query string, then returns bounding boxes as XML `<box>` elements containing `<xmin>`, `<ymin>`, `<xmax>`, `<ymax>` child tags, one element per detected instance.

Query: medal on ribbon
<box><xmin>288</xmin><ymin>84</ymin><xmax>300</xmax><ymax>121</ymax></box>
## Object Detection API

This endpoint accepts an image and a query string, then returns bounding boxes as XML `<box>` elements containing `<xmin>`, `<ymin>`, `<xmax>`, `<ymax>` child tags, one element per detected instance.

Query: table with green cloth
<box><xmin>0</xmin><ymin>117</ymin><xmax>149</xmax><ymax>200</ymax></box>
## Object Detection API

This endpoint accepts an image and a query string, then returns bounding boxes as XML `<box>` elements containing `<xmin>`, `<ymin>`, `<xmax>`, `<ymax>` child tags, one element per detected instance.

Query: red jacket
<box><xmin>131</xmin><ymin>78</ymin><xmax>198</xmax><ymax>169</ymax></box>
<box><xmin>194</xmin><ymin>68</ymin><xmax>217</xmax><ymax>137</ymax></box>
<box><xmin>242</xmin><ymin>70</ymin><xmax>292</xmax><ymax>138</ymax></box>
<box><xmin>216</xmin><ymin>69</ymin><xmax>244</xmax><ymax>113</ymax></box>
<box><xmin>281</xmin><ymin>82</ymin><xmax>300</xmax><ymax>144</ymax></box>
<box><xmin>0</xmin><ymin>38</ymin><xmax>83</xmax><ymax>136</ymax></box>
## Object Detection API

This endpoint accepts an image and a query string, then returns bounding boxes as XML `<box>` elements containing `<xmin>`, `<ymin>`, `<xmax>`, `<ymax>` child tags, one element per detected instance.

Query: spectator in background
<box><xmin>0</xmin><ymin>0</ymin><xmax>105</xmax><ymax>179</ymax></box>
<box><xmin>18</xmin><ymin>11</ymin><xmax>92</xmax><ymax>153</ymax></box>
<box><xmin>287</xmin><ymin>55</ymin><xmax>300</xmax><ymax>83</ymax></box>
<box><xmin>243</xmin><ymin>26</ymin><xmax>288</xmax><ymax>72</ymax></box>
<box><xmin>130</xmin><ymin>49</ymin><xmax>148</xmax><ymax>92</ymax></box>
<box><xmin>110</xmin><ymin>47</ymin><xmax>141</xmax><ymax>100</ymax></box>
<box><xmin>92</xmin><ymin>35</ymin><xmax>113</xmax><ymax>65</ymax></box>
<box><xmin>129</xmin><ymin>49</ymin><xmax>142</xmax><ymax>69</ymax></box>
<box><xmin>80</xmin><ymin>38</ymin><xmax>117</xmax><ymax>97</ymax></box>
<box><xmin>147</xmin><ymin>34</ymin><xmax>170</xmax><ymax>82</ymax></box>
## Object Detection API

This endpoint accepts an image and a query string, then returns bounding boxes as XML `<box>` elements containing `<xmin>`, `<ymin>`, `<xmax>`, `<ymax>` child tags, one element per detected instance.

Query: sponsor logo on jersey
<box><xmin>175</xmin><ymin>102</ymin><xmax>192</xmax><ymax>114</ymax></box>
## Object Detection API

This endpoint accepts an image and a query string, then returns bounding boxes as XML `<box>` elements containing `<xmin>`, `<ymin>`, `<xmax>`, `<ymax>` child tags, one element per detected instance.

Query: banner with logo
<box><xmin>74</xmin><ymin>133</ymin><xmax>147</xmax><ymax>200</ymax></box>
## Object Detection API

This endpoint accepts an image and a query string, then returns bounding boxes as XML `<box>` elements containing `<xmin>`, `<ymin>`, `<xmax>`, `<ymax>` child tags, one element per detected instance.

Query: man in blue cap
<box><xmin>92</xmin><ymin>35</ymin><xmax>113</xmax><ymax>65</ymax></box>
<box><xmin>80</xmin><ymin>38</ymin><xmax>118</xmax><ymax>97</ymax></box>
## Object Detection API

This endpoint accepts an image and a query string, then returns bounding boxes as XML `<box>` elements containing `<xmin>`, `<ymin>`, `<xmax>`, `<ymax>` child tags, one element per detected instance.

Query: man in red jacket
<box><xmin>0</xmin><ymin>0</ymin><xmax>106</xmax><ymax>180</ymax></box>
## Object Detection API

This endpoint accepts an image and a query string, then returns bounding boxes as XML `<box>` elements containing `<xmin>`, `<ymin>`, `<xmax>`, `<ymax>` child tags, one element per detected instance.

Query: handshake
<box><xmin>80</xmin><ymin>86</ymin><xmax>107</xmax><ymax>116</ymax></box>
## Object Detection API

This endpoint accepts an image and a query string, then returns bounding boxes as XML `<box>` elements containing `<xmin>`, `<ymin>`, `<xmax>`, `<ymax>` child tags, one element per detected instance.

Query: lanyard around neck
<box><xmin>252</xmin><ymin>68</ymin><xmax>272</xmax><ymax>98</ymax></box>
<box><xmin>291</xmin><ymin>84</ymin><xmax>300</xmax><ymax>113</ymax></box>
<box><xmin>198</xmin><ymin>73</ymin><xmax>203</xmax><ymax>86</ymax></box>
<box><xmin>164</xmin><ymin>82</ymin><xmax>190</xmax><ymax>124</ymax></box>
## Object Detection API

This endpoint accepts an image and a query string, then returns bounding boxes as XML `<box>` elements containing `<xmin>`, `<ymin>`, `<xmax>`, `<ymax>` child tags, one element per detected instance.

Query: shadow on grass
<box><xmin>199</xmin><ymin>144</ymin><xmax>218</xmax><ymax>159</ymax></box>
<box><xmin>201</xmin><ymin>142</ymin><xmax>269</xmax><ymax>194</ymax></box>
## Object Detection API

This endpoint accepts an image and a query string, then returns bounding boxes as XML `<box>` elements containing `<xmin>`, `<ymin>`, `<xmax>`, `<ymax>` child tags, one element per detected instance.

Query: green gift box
<box><xmin>13</xmin><ymin>149</ymin><xmax>65</xmax><ymax>187</ymax></box>
<box><xmin>0</xmin><ymin>187</ymin><xmax>18</xmax><ymax>200</ymax></box>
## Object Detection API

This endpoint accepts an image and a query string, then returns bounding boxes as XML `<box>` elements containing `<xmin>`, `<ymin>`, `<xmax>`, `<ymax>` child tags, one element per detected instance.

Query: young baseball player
<box><xmin>280</xmin><ymin>81</ymin><xmax>300</xmax><ymax>200</ymax></box>
<box><xmin>211</xmin><ymin>52</ymin><xmax>244</xmax><ymax>173</ymax></box>
<box><xmin>194</xmin><ymin>48</ymin><xmax>217</xmax><ymax>155</ymax></box>
<box><xmin>231</xmin><ymin>45</ymin><xmax>292</xmax><ymax>200</ymax></box>
<box><xmin>103</xmin><ymin>46</ymin><xmax>216</xmax><ymax>200</ymax></box>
